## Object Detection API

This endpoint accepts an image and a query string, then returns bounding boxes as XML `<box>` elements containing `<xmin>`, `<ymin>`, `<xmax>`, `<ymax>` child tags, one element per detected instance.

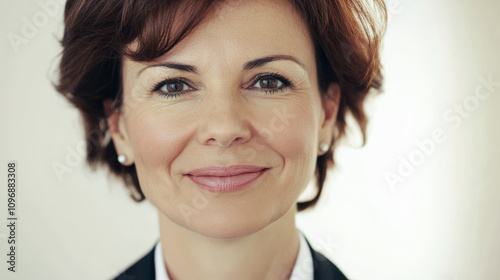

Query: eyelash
<box><xmin>151</xmin><ymin>72</ymin><xmax>293</xmax><ymax>99</ymax></box>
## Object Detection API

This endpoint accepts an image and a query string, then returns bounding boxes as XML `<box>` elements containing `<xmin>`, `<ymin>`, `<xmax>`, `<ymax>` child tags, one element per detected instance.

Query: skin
<box><xmin>106</xmin><ymin>0</ymin><xmax>340</xmax><ymax>279</ymax></box>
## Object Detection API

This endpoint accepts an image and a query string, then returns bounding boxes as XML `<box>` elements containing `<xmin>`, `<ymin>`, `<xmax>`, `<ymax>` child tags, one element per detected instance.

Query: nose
<box><xmin>197</xmin><ymin>91</ymin><xmax>252</xmax><ymax>148</ymax></box>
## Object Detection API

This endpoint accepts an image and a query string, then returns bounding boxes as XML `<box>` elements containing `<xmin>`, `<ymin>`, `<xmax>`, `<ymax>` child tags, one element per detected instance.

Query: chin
<box><xmin>177</xmin><ymin>204</ymin><xmax>283</xmax><ymax>240</ymax></box>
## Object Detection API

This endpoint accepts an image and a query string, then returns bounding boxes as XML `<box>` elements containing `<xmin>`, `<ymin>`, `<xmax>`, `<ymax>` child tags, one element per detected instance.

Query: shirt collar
<box><xmin>154</xmin><ymin>230</ymin><xmax>314</xmax><ymax>280</ymax></box>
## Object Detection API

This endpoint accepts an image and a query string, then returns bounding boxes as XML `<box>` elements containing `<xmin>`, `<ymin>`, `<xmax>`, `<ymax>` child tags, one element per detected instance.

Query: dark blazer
<box><xmin>112</xmin><ymin>235</ymin><xmax>347</xmax><ymax>280</ymax></box>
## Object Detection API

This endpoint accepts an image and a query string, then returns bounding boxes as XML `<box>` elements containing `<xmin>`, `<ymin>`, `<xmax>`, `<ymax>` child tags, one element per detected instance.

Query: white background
<box><xmin>0</xmin><ymin>0</ymin><xmax>499</xmax><ymax>279</ymax></box>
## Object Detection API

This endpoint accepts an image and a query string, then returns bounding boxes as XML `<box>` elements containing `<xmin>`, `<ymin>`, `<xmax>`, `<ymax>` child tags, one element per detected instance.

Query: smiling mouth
<box><xmin>186</xmin><ymin>165</ymin><xmax>268</xmax><ymax>177</ymax></box>
<box><xmin>186</xmin><ymin>168</ymin><xmax>269</xmax><ymax>193</ymax></box>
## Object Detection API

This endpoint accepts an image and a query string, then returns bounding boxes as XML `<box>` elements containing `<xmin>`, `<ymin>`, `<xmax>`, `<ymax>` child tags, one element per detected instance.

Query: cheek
<box><xmin>266</xmin><ymin>99</ymin><xmax>318</xmax><ymax>159</ymax></box>
<box><xmin>128</xmin><ymin>111</ymin><xmax>187</xmax><ymax>170</ymax></box>
<box><xmin>270</xmin><ymin>97</ymin><xmax>320</xmax><ymax>197</ymax></box>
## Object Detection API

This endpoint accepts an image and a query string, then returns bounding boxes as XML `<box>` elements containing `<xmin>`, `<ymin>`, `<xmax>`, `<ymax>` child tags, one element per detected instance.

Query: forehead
<box><xmin>206</xmin><ymin>0</ymin><xmax>309</xmax><ymax>39</ymax></box>
<box><xmin>125</xmin><ymin>0</ymin><xmax>315</xmax><ymax>72</ymax></box>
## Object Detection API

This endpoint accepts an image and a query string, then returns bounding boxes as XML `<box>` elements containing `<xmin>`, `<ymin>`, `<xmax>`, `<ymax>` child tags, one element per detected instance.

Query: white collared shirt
<box><xmin>154</xmin><ymin>230</ymin><xmax>314</xmax><ymax>280</ymax></box>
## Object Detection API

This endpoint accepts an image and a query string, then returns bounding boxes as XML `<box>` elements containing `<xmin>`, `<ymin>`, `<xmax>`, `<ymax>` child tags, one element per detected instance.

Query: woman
<box><xmin>56</xmin><ymin>0</ymin><xmax>386</xmax><ymax>279</ymax></box>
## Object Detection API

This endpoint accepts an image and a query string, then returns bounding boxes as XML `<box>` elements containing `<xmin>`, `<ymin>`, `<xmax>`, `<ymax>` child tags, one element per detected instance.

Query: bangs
<box><xmin>120</xmin><ymin>0</ymin><xmax>223</xmax><ymax>61</ymax></box>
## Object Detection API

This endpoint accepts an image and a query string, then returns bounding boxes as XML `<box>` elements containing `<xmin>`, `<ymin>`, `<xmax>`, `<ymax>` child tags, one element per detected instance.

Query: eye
<box><xmin>152</xmin><ymin>78</ymin><xmax>194</xmax><ymax>99</ymax></box>
<box><xmin>250</xmin><ymin>73</ymin><xmax>292</xmax><ymax>94</ymax></box>
<box><xmin>255</xmin><ymin>77</ymin><xmax>283</xmax><ymax>89</ymax></box>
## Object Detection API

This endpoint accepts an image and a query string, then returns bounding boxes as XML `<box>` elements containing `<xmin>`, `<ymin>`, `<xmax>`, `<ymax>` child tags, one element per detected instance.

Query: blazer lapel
<box><xmin>112</xmin><ymin>245</ymin><xmax>156</xmax><ymax>280</ymax></box>
<box><xmin>303</xmin><ymin>235</ymin><xmax>348</xmax><ymax>280</ymax></box>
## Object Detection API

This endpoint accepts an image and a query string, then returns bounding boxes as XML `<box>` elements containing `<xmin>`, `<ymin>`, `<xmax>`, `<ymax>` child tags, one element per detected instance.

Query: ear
<box><xmin>103</xmin><ymin>99</ymin><xmax>134</xmax><ymax>165</ymax></box>
<box><xmin>318</xmin><ymin>83</ymin><xmax>341</xmax><ymax>149</ymax></box>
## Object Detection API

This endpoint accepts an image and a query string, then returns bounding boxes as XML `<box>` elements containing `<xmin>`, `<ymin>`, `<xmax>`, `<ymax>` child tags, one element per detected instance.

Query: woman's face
<box><xmin>110</xmin><ymin>0</ymin><xmax>340</xmax><ymax>238</ymax></box>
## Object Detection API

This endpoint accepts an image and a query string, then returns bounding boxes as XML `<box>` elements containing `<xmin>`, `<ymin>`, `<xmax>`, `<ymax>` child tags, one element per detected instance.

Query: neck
<box><xmin>158</xmin><ymin>206</ymin><xmax>300</xmax><ymax>280</ymax></box>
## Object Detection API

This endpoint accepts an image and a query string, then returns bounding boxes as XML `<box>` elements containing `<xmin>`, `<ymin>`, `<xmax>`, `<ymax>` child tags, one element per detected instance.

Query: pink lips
<box><xmin>186</xmin><ymin>165</ymin><xmax>267</xmax><ymax>192</ymax></box>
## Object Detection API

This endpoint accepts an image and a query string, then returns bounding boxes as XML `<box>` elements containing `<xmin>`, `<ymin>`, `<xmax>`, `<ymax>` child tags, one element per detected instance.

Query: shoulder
<box><xmin>303</xmin><ymin>234</ymin><xmax>348</xmax><ymax>280</ymax></box>
<box><xmin>112</xmin><ymin>244</ymin><xmax>156</xmax><ymax>280</ymax></box>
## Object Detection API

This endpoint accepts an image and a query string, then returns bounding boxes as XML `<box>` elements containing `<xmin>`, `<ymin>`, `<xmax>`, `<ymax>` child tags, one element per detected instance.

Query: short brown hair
<box><xmin>55</xmin><ymin>0</ymin><xmax>387</xmax><ymax>211</ymax></box>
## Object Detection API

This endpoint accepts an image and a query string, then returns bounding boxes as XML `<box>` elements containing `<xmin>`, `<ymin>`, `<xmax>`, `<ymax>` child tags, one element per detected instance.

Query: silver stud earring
<box><xmin>319</xmin><ymin>142</ymin><xmax>329</xmax><ymax>153</ymax></box>
<box><xmin>117</xmin><ymin>154</ymin><xmax>127</xmax><ymax>164</ymax></box>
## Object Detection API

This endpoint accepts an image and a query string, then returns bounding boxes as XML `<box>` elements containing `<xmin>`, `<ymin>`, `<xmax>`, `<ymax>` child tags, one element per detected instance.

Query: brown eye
<box><xmin>161</xmin><ymin>81</ymin><xmax>189</xmax><ymax>93</ymax></box>
<box><xmin>153</xmin><ymin>78</ymin><xmax>195</xmax><ymax>99</ymax></box>
<box><xmin>255</xmin><ymin>77</ymin><xmax>283</xmax><ymax>89</ymax></box>
<box><xmin>249</xmin><ymin>73</ymin><xmax>292</xmax><ymax>94</ymax></box>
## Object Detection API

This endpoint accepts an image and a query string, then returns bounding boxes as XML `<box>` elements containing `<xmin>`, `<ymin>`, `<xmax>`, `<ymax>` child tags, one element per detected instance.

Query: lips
<box><xmin>185</xmin><ymin>165</ymin><xmax>268</xmax><ymax>192</ymax></box>
<box><xmin>186</xmin><ymin>165</ymin><xmax>267</xmax><ymax>176</ymax></box>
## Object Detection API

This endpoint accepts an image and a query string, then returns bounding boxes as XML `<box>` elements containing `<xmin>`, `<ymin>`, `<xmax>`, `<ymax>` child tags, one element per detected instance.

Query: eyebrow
<box><xmin>137</xmin><ymin>63</ymin><xmax>197</xmax><ymax>77</ymax></box>
<box><xmin>243</xmin><ymin>55</ymin><xmax>306</xmax><ymax>71</ymax></box>
<box><xmin>137</xmin><ymin>55</ymin><xmax>306</xmax><ymax>77</ymax></box>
